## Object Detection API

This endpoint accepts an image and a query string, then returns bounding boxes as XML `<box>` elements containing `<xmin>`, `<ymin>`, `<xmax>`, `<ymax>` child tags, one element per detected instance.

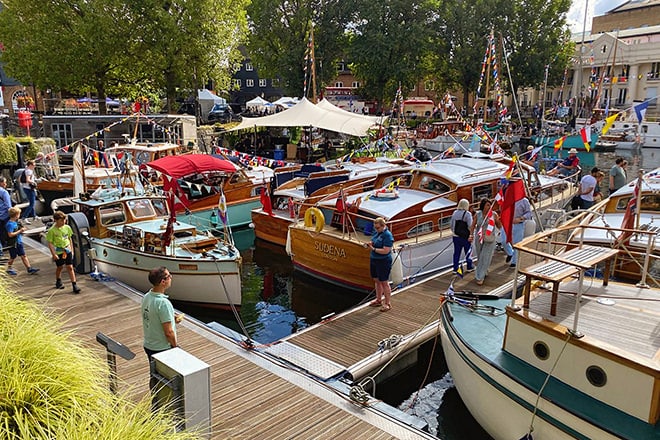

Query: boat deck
<box><xmin>526</xmin><ymin>278</ymin><xmax>660</xmax><ymax>366</ymax></box>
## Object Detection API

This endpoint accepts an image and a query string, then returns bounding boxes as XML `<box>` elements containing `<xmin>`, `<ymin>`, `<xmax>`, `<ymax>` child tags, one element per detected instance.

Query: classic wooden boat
<box><xmin>440</xmin><ymin>220</ymin><xmax>660</xmax><ymax>439</ymax></box>
<box><xmin>37</xmin><ymin>167</ymin><xmax>135</xmax><ymax>214</ymax></box>
<box><xmin>251</xmin><ymin>157</ymin><xmax>411</xmax><ymax>246</ymax></box>
<box><xmin>572</xmin><ymin>168</ymin><xmax>659</xmax><ymax>280</ymax></box>
<box><xmin>286</xmin><ymin>157</ymin><xmax>512</xmax><ymax>292</ymax></box>
<box><xmin>69</xmin><ymin>190</ymin><xmax>242</xmax><ymax>309</ymax></box>
<box><xmin>143</xmin><ymin>154</ymin><xmax>273</xmax><ymax>230</ymax></box>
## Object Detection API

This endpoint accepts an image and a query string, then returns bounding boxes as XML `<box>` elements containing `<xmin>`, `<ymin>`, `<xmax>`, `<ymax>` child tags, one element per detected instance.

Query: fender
<box><xmin>303</xmin><ymin>207</ymin><xmax>325</xmax><ymax>233</ymax></box>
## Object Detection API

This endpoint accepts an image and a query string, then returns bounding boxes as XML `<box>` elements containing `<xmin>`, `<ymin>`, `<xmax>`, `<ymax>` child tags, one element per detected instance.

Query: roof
<box><xmin>609</xmin><ymin>0</ymin><xmax>660</xmax><ymax>13</ymax></box>
<box><xmin>422</xmin><ymin>158</ymin><xmax>509</xmax><ymax>185</ymax></box>
<box><xmin>229</xmin><ymin>98</ymin><xmax>383</xmax><ymax>136</ymax></box>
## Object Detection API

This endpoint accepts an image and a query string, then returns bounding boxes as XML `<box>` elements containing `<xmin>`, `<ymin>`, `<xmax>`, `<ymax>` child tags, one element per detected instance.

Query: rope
<box><xmin>525</xmin><ymin>331</ymin><xmax>572</xmax><ymax>437</ymax></box>
<box><xmin>377</xmin><ymin>334</ymin><xmax>403</xmax><ymax>351</ymax></box>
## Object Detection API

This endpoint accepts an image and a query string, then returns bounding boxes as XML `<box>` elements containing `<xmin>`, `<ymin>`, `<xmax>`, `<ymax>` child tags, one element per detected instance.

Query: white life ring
<box><xmin>304</xmin><ymin>207</ymin><xmax>325</xmax><ymax>232</ymax></box>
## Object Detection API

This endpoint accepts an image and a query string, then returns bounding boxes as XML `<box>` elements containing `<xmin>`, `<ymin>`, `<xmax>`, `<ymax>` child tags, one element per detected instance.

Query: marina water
<box><xmin>174</xmin><ymin>147</ymin><xmax>659</xmax><ymax>439</ymax></box>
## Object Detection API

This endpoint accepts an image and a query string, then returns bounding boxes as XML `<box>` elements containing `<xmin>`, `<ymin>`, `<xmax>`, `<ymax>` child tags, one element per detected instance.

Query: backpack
<box><xmin>20</xmin><ymin>171</ymin><xmax>27</xmax><ymax>184</ymax></box>
<box><xmin>454</xmin><ymin>211</ymin><xmax>470</xmax><ymax>239</ymax></box>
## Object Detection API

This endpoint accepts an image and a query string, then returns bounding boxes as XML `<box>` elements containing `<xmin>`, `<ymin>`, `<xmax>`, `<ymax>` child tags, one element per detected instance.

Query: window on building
<box><xmin>245</xmin><ymin>63</ymin><xmax>253</xmax><ymax>71</ymax></box>
<box><xmin>352</xmin><ymin>81</ymin><xmax>360</xmax><ymax>88</ymax></box>
<box><xmin>51</xmin><ymin>123</ymin><xmax>73</xmax><ymax>148</ymax></box>
<box><xmin>335</xmin><ymin>81</ymin><xmax>343</xmax><ymax>87</ymax></box>
<box><xmin>617</xmin><ymin>88</ymin><xmax>627</xmax><ymax>106</ymax></box>
<box><xmin>272</xmin><ymin>78</ymin><xmax>280</xmax><ymax>87</ymax></box>
<box><xmin>246</xmin><ymin>79</ymin><xmax>254</xmax><ymax>87</ymax></box>
<box><xmin>233</xmin><ymin>79</ymin><xmax>241</xmax><ymax>88</ymax></box>
<box><xmin>259</xmin><ymin>79</ymin><xmax>267</xmax><ymax>87</ymax></box>
<box><xmin>337</xmin><ymin>62</ymin><xmax>346</xmax><ymax>72</ymax></box>
<box><xmin>650</xmin><ymin>62</ymin><xmax>660</xmax><ymax>80</ymax></box>
<box><xmin>424</xmin><ymin>80</ymin><xmax>434</xmax><ymax>91</ymax></box>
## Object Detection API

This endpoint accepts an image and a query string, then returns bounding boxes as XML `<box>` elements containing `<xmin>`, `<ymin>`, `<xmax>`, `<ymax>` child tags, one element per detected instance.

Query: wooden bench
<box><xmin>519</xmin><ymin>245</ymin><xmax>619</xmax><ymax>316</ymax></box>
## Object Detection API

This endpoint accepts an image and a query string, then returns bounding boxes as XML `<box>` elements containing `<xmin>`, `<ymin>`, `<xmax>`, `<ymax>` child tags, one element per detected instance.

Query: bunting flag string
<box><xmin>215</xmin><ymin>147</ymin><xmax>294</xmax><ymax>169</ymax></box>
<box><xmin>43</xmin><ymin>112</ymin><xmax>181</xmax><ymax>162</ymax></box>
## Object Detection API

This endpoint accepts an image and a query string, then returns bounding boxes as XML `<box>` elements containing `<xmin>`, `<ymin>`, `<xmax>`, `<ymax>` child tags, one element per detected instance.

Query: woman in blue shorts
<box><xmin>367</xmin><ymin>217</ymin><xmax>394</xmax><ymax>311</ymax></box>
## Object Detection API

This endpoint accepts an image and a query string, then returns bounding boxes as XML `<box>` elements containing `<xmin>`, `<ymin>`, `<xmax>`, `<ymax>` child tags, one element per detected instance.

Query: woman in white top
<box><xmin>21</xmin><ymin>160</ymin><xmax>37</xmax><ymax>222</ymax></box>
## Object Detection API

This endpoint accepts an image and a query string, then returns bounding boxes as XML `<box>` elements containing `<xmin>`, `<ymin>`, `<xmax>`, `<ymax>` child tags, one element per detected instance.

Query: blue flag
<box><xmin>634</xmin><ymin>100</ymin><xmax>649</xmax><ymax>124</ymax></box>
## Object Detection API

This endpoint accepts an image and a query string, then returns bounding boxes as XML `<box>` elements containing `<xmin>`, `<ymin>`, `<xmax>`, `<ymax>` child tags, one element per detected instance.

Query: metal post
<box><xmin>637</xmin><ymin>232</ymin><xmax>653</xmax><ymax>289</ymax></box>
<box><xmin>570</xmin><ymin>271</ymin><xmax>585</xmax><ymax>338</ymax></box>
<box><xmin>107</xmin><ymin>352</ymin><xmax>118</xmax><ymax>394</ymax></box>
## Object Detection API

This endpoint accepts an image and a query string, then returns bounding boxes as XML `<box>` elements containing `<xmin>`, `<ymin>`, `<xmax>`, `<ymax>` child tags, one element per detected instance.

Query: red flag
<box><xmin>260</xmin><ymin>185</ymin><xmax>273</xmax><ymax>216</ymax></box>
<box><xmin>500</xmin><ymin>179</ymin><xmax>525</xmax><ymax>244</ymax></box>
<box><xmin>580</xmin><ymin>126</ymin><xmax>591</xmax><ymax>152</ymax></box>
<box><xmin>618</xmin><ymin>179</ymin><xmax>640</xmax><ymax>244</ymax></box>
<box><xmin>93</xmin><ymin>151</ymin><xmax>100</xmax><ymax>168</ymax></box>
<box><xmin>288</xmin><ymin>197</ymin><xmax>295</xmax><ymax>218</ymax></box>
<box><xmin>162</xmin><ymin>192</ymin><xmax>177</xmax><ymax>248</ymax></box>
<box><xmin>335</xmin><ymin>188</ymin><xmax>345</xmax><ymax>213</ymax></box>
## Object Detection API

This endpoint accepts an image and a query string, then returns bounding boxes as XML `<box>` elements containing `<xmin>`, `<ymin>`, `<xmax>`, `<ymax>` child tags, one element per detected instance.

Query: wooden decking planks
<box><xmin>286</xmin><ymin>247</ymin><xmax>529</xmax><ymax>371</ymax></box>
<box><xmin>14</xmin><ymin>239</ymin><xmax>432</xmax><ymax>440</ymax></box>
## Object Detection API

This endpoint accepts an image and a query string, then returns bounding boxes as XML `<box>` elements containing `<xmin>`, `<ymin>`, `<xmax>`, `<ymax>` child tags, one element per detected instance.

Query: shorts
<box><xmin>9</xmin><ymin>243</ymin><xmax>25</xmax><ymax>259</ymax></box>
<box><xmin>370</xmin><ymin>256</ymin><xmax>392</xmax><ymax>282</ymax></box>
<box><xmin>55</xmin><ymin>250</ymin><xmax>73</xmax><ymax>267</ymax></box>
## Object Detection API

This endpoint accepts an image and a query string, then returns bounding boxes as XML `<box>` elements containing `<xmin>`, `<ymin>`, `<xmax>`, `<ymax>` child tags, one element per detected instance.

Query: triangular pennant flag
<box><xmin>634</xmin><ymin>100</ymin><xmax>649</xmax><ymax>124</ymax></box>
<box><xmin>580</xmin><ymin>126</ymin><xmax>591</xmax><ymax>152</ymax></box>
<box><xmin>601</xmin><ymin>113</ymin><xmax>618</xmax><ymax>136</ymax></box>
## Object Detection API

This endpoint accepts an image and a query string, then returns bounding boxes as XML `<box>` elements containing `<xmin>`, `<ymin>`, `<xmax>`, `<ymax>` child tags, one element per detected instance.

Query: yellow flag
<box><xmin>601</xmin><ymin>113</ymin><xmax>618</xmax><ymax>136</ymax></box>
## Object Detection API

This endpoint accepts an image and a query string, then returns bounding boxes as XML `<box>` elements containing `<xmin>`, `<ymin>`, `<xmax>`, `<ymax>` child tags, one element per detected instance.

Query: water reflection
<box><xmin>174</xmin><ymin>228</ymin><xmax>364</xmax><ymax>344</ymax></box>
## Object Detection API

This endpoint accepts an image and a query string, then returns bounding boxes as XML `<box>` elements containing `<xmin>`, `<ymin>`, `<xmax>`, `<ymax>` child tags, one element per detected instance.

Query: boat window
<box><xmin>533</xmin><ymin>341</ymin><xmax>550</xmax><ymax>360</ymax></box>
<box><xmin>586</xmin><ymin>365</ymin><xmax>607</xmax><ymax>387</ymax></box>
<box><xmin>127</xmin><ymin>199</ymin><xmax>156</xmax><ymax>218</ymax></box>
<box><xmin>419</xmin><ymin>176</ymin><xmax>449</xmax><ymax>193</ymax></box>
<box><xmin>152</xmin><ymin>199</ymin><xmax>169</xmax><ymax>216</ymax></box>
<box><xmin>407</xmin><ymin>221</ymin><xmax>434</xmax><ymax>238</ymax></box>
<box><xmin>472</xmin><ymin>184</ymin><xmax>492</xmax><ymax>201</ymax></box>
<box><xmin>100</xmin><ymin>203</ymin><xmax>126</xmax><ymax>226</ymax></box>
<box><xmin>616</xmin><ymin>194</ymin><xmax>660</xmax><ymax>212</ymax></box>
<box><xmin>135</xmin><ymin>151</ymin><xmax>151</xmax><ymax>165</ymax></box>
<box><xmin>438</xmin><ymin>216</ymin><xmax>452</xmax><ymax>229</ymax></box>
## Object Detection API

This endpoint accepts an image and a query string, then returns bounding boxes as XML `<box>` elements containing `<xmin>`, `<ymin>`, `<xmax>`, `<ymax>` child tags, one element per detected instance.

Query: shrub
<box><xmin>0</xmin><ymin>282</ymin><xmax>202</xmax><ymax>440</ymax></box>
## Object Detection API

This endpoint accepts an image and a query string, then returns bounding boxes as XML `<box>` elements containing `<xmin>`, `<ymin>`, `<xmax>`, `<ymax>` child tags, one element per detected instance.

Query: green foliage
<box><xmin>0</xmin><ymin>0</ymin><xmax>248</xmax><ymax>113</ymax></box>
<box><xmin>0</xmin><ymin>283</ymin><xmax>202</xmax><ymax>440</ymax></box>
<box><xmin>246</xmin><ymin>0</ymin><xmax>356</xmax><ymax>97</ymax></box>
<box><xmin>346</xmin><ymin>0</ymin><xmax>438</xmax><ymax>111</ymax></box>
<box><xmin>0</xmin><ymin>137</ymin><xmax>51</xmax><ymax>164</ymax></box>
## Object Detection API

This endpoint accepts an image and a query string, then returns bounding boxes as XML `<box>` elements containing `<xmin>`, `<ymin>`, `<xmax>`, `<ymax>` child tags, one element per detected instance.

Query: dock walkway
<box><xmin>16</xmin><ymin>230</ymin><xmax>537</xmax><ymax>439</ymax></box>
<box><xmin>16</xmin><ymin>237</ymin><xmax>438</xmax><ymax>440</ymax></box>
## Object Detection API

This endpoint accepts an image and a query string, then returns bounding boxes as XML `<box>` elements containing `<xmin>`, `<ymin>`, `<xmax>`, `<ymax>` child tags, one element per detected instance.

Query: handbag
<box><xmin>523</xmin><ymin>219</ymin><xmax>537</xmax><ymax>237</ymax></box>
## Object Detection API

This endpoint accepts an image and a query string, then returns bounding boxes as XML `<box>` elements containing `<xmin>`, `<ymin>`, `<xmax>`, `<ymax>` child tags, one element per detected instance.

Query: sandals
<box><xmin>475</xmin><ymin>279</ymin><xmax>484</xmax><ymax>286</ymax></box>
<box><xmin>380</xmin><ymin>304</ymin><xmax>391</xmax><ymax>312</ymax></box>
<box><xmin>369</xmin><ymin>300</ymin><xmax>382</xmax><ymax>307</ymax></box>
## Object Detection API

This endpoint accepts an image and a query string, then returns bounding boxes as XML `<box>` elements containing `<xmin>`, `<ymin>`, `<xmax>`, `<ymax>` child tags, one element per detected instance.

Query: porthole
<box><xmin>586</xmin><ymin>365</ymin><xmax>607</xmax><ymax>387</ymax></box>
<box><xmin>533</xmin><ymin>341</ymin><xmax>549</xmax><ymax>360</ymax></box>
<box><xmin>102</xmin><ymin>250</ymin><xmax>108</xmax><ymax>257</ymax></box>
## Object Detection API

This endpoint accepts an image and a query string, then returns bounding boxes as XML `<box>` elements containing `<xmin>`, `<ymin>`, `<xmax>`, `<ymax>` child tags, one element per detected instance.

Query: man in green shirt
<box><xmin>142</xmin><ymin>267</ymin><xmax>183</xmax><ymax>360</ymax></box>
<box><xmin>45</xmin><ymin>211</ymin><xmax>81</xmax><ymax>293</ymax></box>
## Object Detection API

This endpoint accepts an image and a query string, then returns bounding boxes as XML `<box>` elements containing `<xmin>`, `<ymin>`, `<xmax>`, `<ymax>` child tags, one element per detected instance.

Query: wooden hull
<box><xmin>251</xmin><ymin>208</ymin><xmax>295</xmax><ymax>247</ymax></box>
<box><xmin>287</xmin><ymin>222</ymin><xmax>453</xmax><ymax>292</ymax></box>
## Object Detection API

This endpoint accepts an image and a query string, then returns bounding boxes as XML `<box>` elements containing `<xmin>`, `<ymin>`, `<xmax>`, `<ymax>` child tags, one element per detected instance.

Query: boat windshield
<box><xmin>616</xmin><ymin>194</ymin><xmax>660</xmax><ymax>212</ymax></box>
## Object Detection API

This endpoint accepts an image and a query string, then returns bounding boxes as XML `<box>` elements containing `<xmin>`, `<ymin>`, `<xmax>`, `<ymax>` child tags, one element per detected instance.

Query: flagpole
<box><xmin>634</xmin><ymin>169</ymin><xmax>643</xmax><ymax>233</ymax></box>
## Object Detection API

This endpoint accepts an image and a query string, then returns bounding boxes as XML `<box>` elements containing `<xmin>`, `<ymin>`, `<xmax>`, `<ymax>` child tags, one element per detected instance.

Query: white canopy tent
<box><xmin>316</xmin><ymin>98</ymin><xmax>386</xmax><ymax>124</ymax></box>
<box><xmin>197</xmin><ymin>89</ymin><xmax>226</xmax><ymax>119</ymax></box>
<box><xmin>245</xmin><ymin>96</ymin><xmax>271</xmax><ymax>110</ymax></box>
<box><xmin>272</xmin><ymin>96</ymin><xmax>299</xmax><ymax>108</ymax></box>
<box><xmin>229</xmin><ymin>98</ymin><xmax>383</xmax><ymax>137</ymax></box>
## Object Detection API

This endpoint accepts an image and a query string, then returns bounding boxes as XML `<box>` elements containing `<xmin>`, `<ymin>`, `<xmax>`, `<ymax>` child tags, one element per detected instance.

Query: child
<box><xmin>5</xmin><ymin>207</ymin><xmax>40</xmax><ymax>276</ymax></box>
<box><xmin>46</xmin><ymin>210</ymin><xmax>81</xmax><ymax>293</ymax></box>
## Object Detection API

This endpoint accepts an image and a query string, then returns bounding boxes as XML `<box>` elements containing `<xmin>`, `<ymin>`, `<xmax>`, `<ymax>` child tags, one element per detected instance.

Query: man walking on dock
<box><xmin>142</xmin><ymin>267</ymin><xmax>183</xmax><ymax>360</ymax></box>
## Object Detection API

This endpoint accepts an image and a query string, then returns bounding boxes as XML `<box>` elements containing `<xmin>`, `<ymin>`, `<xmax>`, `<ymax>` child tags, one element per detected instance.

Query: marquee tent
<box><xmin>229</xmin><ymin>98</ymin><xmax>383</xmax><ymax>137</ymax></box>
<box><xmin>316</xmin><ymin>98</ymin><xmax>386</xmax><ymax>124</ymax></box>
<box><xmin>245</xmin><ymin>96</ymin><xmax>271</xmax><ymax>110</ymax></box>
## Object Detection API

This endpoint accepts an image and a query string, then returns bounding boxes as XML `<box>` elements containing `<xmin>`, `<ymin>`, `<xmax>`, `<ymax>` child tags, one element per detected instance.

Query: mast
<box><xmin>576</xmin><ymin>0</ymin><xmax>589</xmax><ymax>119</ymax></box>
<box><xmin>607</xmin><ymin>32</ymin><xmax>619</xmax><ymax>113</ymax></box>
<box><xmin>483</xmin><ymin>31</ymin><xmax>493</xmax><ymax>122</ymax></box>
<box><xmin>309</xmin><ymin>22</ymin><xmax>318</xmax><ymax>104</ymax></box>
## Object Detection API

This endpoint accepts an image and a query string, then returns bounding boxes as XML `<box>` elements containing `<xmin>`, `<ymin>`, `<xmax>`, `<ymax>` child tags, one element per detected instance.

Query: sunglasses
<box><xmin>162</xmin><ymin>274</ymin><xmax>172</xmax><ymax>281</ymax></box>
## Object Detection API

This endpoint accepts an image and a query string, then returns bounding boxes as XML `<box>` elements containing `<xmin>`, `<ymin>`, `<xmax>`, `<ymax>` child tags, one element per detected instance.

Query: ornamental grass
<box><xmin>0</xmin><ymin>281</ymin><xmax>202</xmax><ymax>439</ymax></box>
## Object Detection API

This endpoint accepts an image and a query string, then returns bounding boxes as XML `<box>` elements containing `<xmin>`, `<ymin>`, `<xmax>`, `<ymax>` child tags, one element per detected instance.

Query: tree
<box><xmin>433</xmin><ymin>0</ymin><xmax>572</xmax><ymax>115</ymax></box>
<box><xmin>346</xmin><ymin>0</ymin><xmax>437</xmax><ymax>112</ymax></box>
<box><xmin>128</xmin><ymin>0</ymin><xmax>249</xmax><ymax>112</ymax></box>
<box><xmin>0</xmin><ymin>0</ymin><xmax>248</xmax><ymax>113</ymax></box>
<box><xmin>246</xmin><ymin>0</ymin><xmax>355</xmax><ymax>99</ymax></box>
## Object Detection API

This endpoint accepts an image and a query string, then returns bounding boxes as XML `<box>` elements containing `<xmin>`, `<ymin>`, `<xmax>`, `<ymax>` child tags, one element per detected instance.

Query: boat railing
<box><xmin>513</xmin><ymin>221</ymin><xmax>658</xmax><ymax>328</ymax></box>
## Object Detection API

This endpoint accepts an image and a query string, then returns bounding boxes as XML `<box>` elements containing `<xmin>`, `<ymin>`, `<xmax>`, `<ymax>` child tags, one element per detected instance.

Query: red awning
<box><xmin>144</xmin><ymin>154</ymin><xmax>237</xmax><ymax>178</ymax></box>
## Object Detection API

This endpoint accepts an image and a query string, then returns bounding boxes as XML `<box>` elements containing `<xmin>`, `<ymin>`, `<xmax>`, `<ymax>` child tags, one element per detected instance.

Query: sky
<box><xmin>566</xmin><ymin>0</ymin><xmax>629</xmax><ymax>33</ymax></box>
